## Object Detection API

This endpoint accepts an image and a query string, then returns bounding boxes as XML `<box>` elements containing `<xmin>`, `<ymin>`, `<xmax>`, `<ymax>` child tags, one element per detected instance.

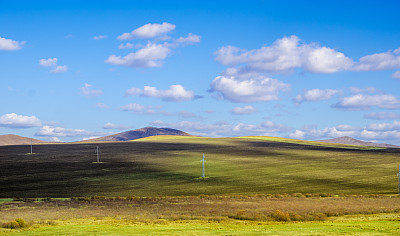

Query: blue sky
<box><xmin>1</xmin><ymin>0</ymin><xmax>400</xmax><ymax>144</ymax></box>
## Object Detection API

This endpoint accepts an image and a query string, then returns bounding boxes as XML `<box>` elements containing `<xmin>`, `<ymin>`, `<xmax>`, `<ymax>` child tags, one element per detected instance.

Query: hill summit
<box><xmin>316</xmin><ymin>136</ymin><xmax>399</xmax><ymax>148</ymax></box>
<box><xmin>84</xmin><ymin>127</ymin><xmax>191</xmax><ymax>142</ymax></box>
<box><xmin>0</xmin><ymin>134</ymin><xmax>46</xmax><ymax>146</ymax></box>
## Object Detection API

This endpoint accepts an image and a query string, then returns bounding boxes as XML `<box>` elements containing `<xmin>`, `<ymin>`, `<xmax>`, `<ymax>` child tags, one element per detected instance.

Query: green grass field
<box><xmin>1</xmin><ymin>135</ymin><xmax>400</xmax><ymax>197</ymax></box>
<box><xmin>2</xmin><ymin>136</ymin><xmax>400</xmax><ymax>235</ymax></box>
<box><xmin>2</xmin><ymin>214</ymin><xmax>400</xmax><ymax>235</ymax></box>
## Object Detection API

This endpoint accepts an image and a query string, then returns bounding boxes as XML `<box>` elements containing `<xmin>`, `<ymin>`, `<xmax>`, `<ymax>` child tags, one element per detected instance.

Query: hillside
<box><xmin>0</xmin><ymin>134</ymin><xmax>45</xmax><ymax>146</ymax></box>
<box><xmin>316</xmin><ymin>136</ymin><xmax>399</xmax><ymax>148</ymax></box>
<box><xmin>83</xmin><ymin>127</ymin><xmax>191</xmax><ymax>142</ymax></box>
<box><xmin>1</xmin><ymin>135</ymin><xmax>400</xmax><ymax>197</ymax></box>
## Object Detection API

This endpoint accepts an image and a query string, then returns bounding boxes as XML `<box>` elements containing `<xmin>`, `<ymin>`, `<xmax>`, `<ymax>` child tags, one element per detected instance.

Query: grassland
<box><xmin>2</xmin><ymin>135</ymin><xmax>400</xmax><ymax>234</ymax></box>
<box><xmin>1</xmin><ymin>195</ymin><xmax>400</xmax><ymax>235</ymax></box>
<box><xmin>1</xmin><ymin>136</ymin><xmax>400</xmax><ymax>197</ymax></box>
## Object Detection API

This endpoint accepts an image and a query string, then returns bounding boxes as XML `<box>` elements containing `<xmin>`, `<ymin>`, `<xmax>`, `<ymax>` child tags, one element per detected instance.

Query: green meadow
<box><xmin>1</xmin><ymin>136</ymin><xmax>400</xmax><ymax>235</ymax></box>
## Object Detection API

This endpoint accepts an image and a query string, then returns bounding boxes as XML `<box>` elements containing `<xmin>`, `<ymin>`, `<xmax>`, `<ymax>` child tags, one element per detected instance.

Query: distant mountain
<box><xmin>316</xmin><ymin>136</ymin><xmax>399</xmax><ymax>148</ymax></box>
<box><xmin>0</xmin><ymin>134</ymin><xmax>46</xmax><ymax>146</ymax></box>
<box><xmin>83</xmin><ymin>127</ymin><xmax>191</xmax><ymax>142</ymax></box>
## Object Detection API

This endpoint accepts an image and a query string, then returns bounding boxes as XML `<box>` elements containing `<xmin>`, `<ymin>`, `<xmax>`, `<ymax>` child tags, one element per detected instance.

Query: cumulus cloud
<box><xmin>118</xmin><ymin>43</ymin><xmax>135</xmax><ymax>49</ymax></box>
<box><xmin>215</xmin><ymin>35</ymin><xmax>400</xmax><ymax>75</ymax></box>
<box><xmin>126</xmin><ymin>84</ymin><xmax>197</xmax><ymax>102</ymax></box>
<box><xmin>39</xmin><ymin>57</ymin><xmax>68</xmax><ymax>73</ymax></box>
<box><xmin>103</xmin><ymin>122</ymin><xmax>130</xmax><ymax>130</ymax></box>
<box><xmin>109</xmin><ymin>23</ymin><xmax>199</xmax><ymax>68</ymax></box>
<box><xmin>0</xmin><ymin>36</ymin><xmax>25</xmax><ymax>51</ymax></box>
<box><xmin>293</xmin><ymin>89</ymin><xmax>340</xmax><ymax>104</ymax></box>
<box><xmin>0</xmin><ymin>113</ymin><xmax>42</xmax><ymax>129</ymax></box>
<box><xmin>333</xmin><ymin>94</ymin><xmax>400</xmax><ymax>110</ymax></box>
<box><xmin>178</xmin><ymin>111</ymin><xmax>198</xmax><ymax>118</ymax></box>
<box><xmin>353</xmin><ymin>48</ymin><xmax>400</xmax><ymax>71</ymax></box>
<box><xmin>288</xmin><ymin>121</ymin><xmax>400</xmax><ymax>145</ymax></box>
<box><xmin>231</xmin><ymin>106</ymin><xmax>257</xmax><ymax>115</ymax></box>
<box><xmin>150</xmin><ymin>120</ymin><xmax>290</xmax><ymax>137</ymax></box>
<box><xmin>364</xmin><ymin>112</ymin><xmax>400</xmax><ymax>120</ymax></box>
<box><xmin>39</xmin><ymin>58</ymin><xmax>58</xmax><ymax>67</ymax></box>
<box><xmin>50</xmin><ymin>65</ymin><xmax>68</xmax><ymax>73</ymax></box>
<box><xmin>117</xmin><ymin>22</ymin><xmax>175</xmax><ymax>40</ymax></box>
<box><xmin>35</xmin><ymin>125</ymin><xmax>104</xmax><ymax>137</ymax></box>
<box><xmin>106</xmin><ymin>43</ymin><xmax>170</xmax><ymax>68</ymax></box>
<box><xmin>175</xmin><ymin>33</ymin><xmax>201</xmax><ymax>45</ymax></box>
<box><xmin>392</xmin><ymin>71</ymin><xmax>400</xmax><ymax>79</ymax></box>
<box><xmin>93</xmin><ymin>35</ymin><xmax>107</xmax><ymax>40</ymax></box>
<box><xmin>209</xmin><ymin>72</ymin><xmax>290</xmax><ymax>103</ymax></box>
<box><xmin>80</xmin><ymin>83</ymin><xmax>103</xmax><ymax>96</ymax></box>
<box><xmin>215</xmin><ymin>35</ymin><xmax>353</xmax><ymax>74</ymax></box>
<box><xmin>350</xmin><ymin>87</ymin><xmax>380</xmax><ymax>94</ymax></box>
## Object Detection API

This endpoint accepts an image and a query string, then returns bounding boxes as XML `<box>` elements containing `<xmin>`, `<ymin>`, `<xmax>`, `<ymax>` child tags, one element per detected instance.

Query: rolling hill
<box><xmin>0</xmin><ymin>134</ymin><xmax>46</xmax><ymax>146</ymax></box>
<box><xmin>82</xmin><ymin>127</ymin><xmax>191</xmax><ymax>142</ymax></box>
<box><xmin>316</xmin><ymin>136</ymin><xmax>399</xmax><ymax>148</ymax></box>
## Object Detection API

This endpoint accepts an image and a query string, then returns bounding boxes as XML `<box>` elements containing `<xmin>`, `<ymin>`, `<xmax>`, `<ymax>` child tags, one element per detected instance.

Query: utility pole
<box><xmin>30</xmin><ymin>138</ymin><xmax>33</xmax><ymax>154</ymax></box>
<box><xmin>202</xmin><ymin>153</ymin><xmax>205</xmax><ymax>178</ymax></box>
<box><xmin>96</xmin><ymin>146</ymin><xmax>100</xmax><ymax>163</ymax></box>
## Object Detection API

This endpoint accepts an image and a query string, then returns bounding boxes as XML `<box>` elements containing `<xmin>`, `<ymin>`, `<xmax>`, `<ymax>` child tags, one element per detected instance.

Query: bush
<box><xmin>273</xmin><ymin>210</ymin><xmax>291</xmax><ymax>222</ymax></box>
<box><xmin>2</xmin><ymin>221</ymin><xmax>20</xmax><ymax>229</ymax></box>
<box><xmin>1</xmin><ymin>218</ymin><xmax>28</xmax><ymax>229</ymax></box>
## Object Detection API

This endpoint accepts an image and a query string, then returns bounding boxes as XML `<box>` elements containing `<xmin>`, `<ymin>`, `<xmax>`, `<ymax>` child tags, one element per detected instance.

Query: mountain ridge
<box><xmin>0</xmin><ymin>134</ymin><xmax>46</xmax><ymax>146</ymax></box>
<box><xmin>82</xmin><ymin>127</ymin><xmax>192</xmax><ymax>142</ymax></box>
<box><xmin>316</xmin><ymin>136</ymin><xmax>399</xmax><ymax>148</ymax></box>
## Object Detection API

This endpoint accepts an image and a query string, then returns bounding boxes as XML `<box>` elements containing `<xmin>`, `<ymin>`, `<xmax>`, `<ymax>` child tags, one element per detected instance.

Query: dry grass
<box><xmin>1</xmin><ymin>194</ymin><xmax>400</xmax><ymax>225</ymax></box>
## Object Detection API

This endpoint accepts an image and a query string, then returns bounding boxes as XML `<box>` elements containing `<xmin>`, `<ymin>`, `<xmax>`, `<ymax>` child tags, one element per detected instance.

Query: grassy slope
<box><xmin>2</xmin><ymin>215</ymin><xmax>400</xmax><ymax>235</ymax></box>
<box><xmin>1</xmin><ymin>136</ymin><xmax>399</xmax><ymax>197</ymax></box>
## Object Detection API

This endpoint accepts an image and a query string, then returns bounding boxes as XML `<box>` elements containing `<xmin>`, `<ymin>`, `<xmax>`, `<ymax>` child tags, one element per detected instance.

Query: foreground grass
<box><xmin>2</xmin><ymin>214</ymin><xmax>400</xmax><ymax>235</ymax></box>
<box><xmin>1</xmin><ymin>195</ymin><xmax>400</xmax><ymax>235</ymax></box>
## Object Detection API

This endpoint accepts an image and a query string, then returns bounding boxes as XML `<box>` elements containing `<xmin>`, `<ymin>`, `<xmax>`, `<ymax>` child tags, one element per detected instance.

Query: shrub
<box><xmin>15</xmin><ymin>218</ymin><xmax>27</xmax><ymax>228</ymax></box>
<box><xmin>1</xmin><ymin>218</ymin><xmax>28</xmax><ymax>229</ymax></box>
<box><xmin>273</xmin><ymin>210</ymin><xmax>290</xmax><ymax>222</ymax></box>
<box><xmin>2</xmin><ymin>221</ymin><xmax>20</xmax><ymax>229</ymax></box>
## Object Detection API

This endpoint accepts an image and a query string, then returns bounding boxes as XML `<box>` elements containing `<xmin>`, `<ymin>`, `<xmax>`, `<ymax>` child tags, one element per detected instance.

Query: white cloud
<box><xmin>175</xmin><ymin>33</ymin><xmax>201</xmax><ymax>45</ymax></box>
<box><xmin>333</xmin><ymin>94</ymin><xmax>400</xmax><ymax>110</ymax></box>
<box><xmin>80</xmin><ymin>83</ymin><xmax>103</xmax><ymax>96</ymax></box>
<box><xmin>106</xmin><ymin>43</ymin><xmax>170</xmax><ymax>68</ymax></box>
<box><xmin>364</xmin><ymin>112</ymin><xmax>400</xmax><ymax>120</ymax></box>
<box><xmin>288</xmin><ymin>122</ymin><xmax>400</xmax><ymax>145</ymax></box>
<box><xmin>126</xmin><ymin>84</ymin><xmax>197</xmax><ymax>102</ymax></box>
<box><xmin>35</xmin><ymin>125</ymin><xmax>104</xmax><ymax>137</ymax></box>
<box><xmin>117</xmin><ymin>22</ymin><xmax>176</xmax><ymax>40</ymax></box>
<box><xmin>288</xmin><ymin>130</ymin><xmax>305</xmax><ymax>139</ymax></box>
<box><xmin>118</xmin><ymin>43</ymin><xmax>135</xmax><ymax>49</ymax></box>
<box><xmin>93</xmin><ymin>35</ymin><xmax>107</xmax><ymax>40</ymax></box>
<box><xmin>209</xmin><ymin>72</ymin><xmax>290</xmax><ymax>103</ymax></box>
<box><xmin>231</xmin><ymin>106</ymin><xmax>257</xmax><ymax>115</ymax></box>
<box><xmin>103</xmin><ymin>122</ymin><xmax>130</xmax><ymax>130</ymax></box>
<box><xmin>39</xmin><ymin>58</ymin><xmax>58</xmax><ymax>67</ymax></box>
<box><xmin>0</xmin><ymin>113</ymin><xmax>42</xmax><ymax>129</ymax></box>
<box><xmin>293</xmin><ymin>89</ymin><xmax>340</xmax><ymax>104</ymax></box>
<box><xmin>0</xmin><ymin>36</ymin><xmax>25</xmax><ymax>51</ymax></box>
<box><xmin>121</xmin><ymin>103</ymin><xmax>172</xmax><ymax>115</ymax></box>
<box><xmin>350</xmin><ymin>87</ymin><xmax>380</xmax><ymax>94</ymax></box>
<box><xmin>215</xmin><ymin>35</ymin><xmax>400</xmax><ymax>75</ymax></box>
<box><xmin>50</xmin><ymin>65</ymin><xmax>68</xmax><ymax>73</ymax></box>
<box><xmin>150</xmin><ymin>120</ymin><xmax>290</xmax><ymax>137</ymax></box>
<box><xmin>367</xmin><ymin>120</ymin><xmax>400</xmax><ymax>131</ymax></box>
<box><xmin>392</xmin><ymin>71</ymin><xmax>400</xmax><ymax>79</ymax></box>
<box><xmin>215</xmin><ymin>35</ymin><xmax>353</xmax><ymax>74</ymax></box>
<box><xmin>353</xmin><ymin>48</ymin><xmax>400</xmax><ymax>71</ymax></box>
